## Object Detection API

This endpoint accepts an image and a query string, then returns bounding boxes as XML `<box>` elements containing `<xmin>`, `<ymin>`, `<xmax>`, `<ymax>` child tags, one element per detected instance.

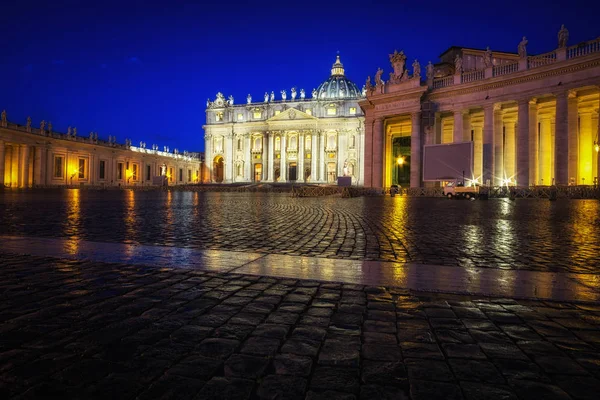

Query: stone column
<box><xmin>554</xmin><ymin>91</ymin><xmax>569</xmax><ymax>185</ymax></box>
<box><xmin>268</xmin><ymin>132</ymin><xmax>274</xmax><ymax>182</ymax></box>
<box><xmin>262</xmin><ymin>133</ymin><xmax>268</xmax><ymax>182</ymax></box>
<box><xmin>0</xmin><ymin>140</ymin><xmax>5</xmax><ymax>187</ymax></box>
<box><xmin>434</xmin><ymin>113</ymin><xmax>442</xmax><ymax>144</ymax></box>
<box><xmin>410</xmin><ymin>112</ymin><xmax>421</xmax><ymax>188</ymax></box>
<box><xmin>319</xmin><ymin>131</ymin><xmax>326</xmax><ymax>182</ymax></box>
<box><xmin>363</xmin><ymin>121</ymin><xmax>373</xmax><ymax>186</ymax></box>
<box><xmin>298</xmin><ymin>134</ymin><xmax>304</xmax><ymax>182</ymax></box>
<box><xmin>280</xmin><ymin>134</ymin><xmax>287</xmax><ymax>181</ymax></box>
<box><xmin>372</xmin><ymin>118</ymin><xmax>384</xmax><ymax>188</ymax></box>
<box><xmin>596</xmin><ymin>109</ymin><xmax>600</xmax><ymax>184</ymax></box>
<box><xmin>245</xmin><ymin>134</ymin><xmax>251</xmax><ymax>182</ymax></box>
<box><xmin>516</xmin><ymin>99</ymin><xmax>530</xmax><ymax>187</ymax></box>
<box><xmin>453</xmin><ymin>110</ymin><xmax>464</xmax><ymax>143</ymax></box>
<box><xmin>20</xmin><ymin>145</ymin><xmax>30</xmax><ymax>188</ymax></box>
<box><xmin>33</xmin><ymin>146</ymin><xmax>43</xmax><ymax>186</ymax></box>
<box><xmin>482</xmin><ymin>105</ymin><xmax>494</xmax><ymax>186</ymax></box>
<box><xmin>528</xmin><ymin>100</ymin><xmax>539</xmax><ymax>185</ymax></box>
<box><xmin>311</xmin><ymin>131</ymin><xmax>317</xmax><ymax>182</ymax></box>
<box><xmin>567</xmin><ymin>91</ymin><xmax>578</xmax><ymax>184</ymax></box>
<box><xmin>505</xmin><ymin>120</ymin><xmax>516</xmax><ymax>182</ymax></box>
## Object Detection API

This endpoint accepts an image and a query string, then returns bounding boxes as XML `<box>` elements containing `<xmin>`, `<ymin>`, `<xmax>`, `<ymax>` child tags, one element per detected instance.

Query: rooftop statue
<box><xmin>300</xmin><ymin>88</ymin><xmax>305</xmax><ymax>100</ymax></box>
<box><xmin>228</xmin><ymin>95</ymin><xmax>234</xmax><ymax>105</ymax></box>
<box><xmin>518</xmin><ymin>36</ymin><xmax>528</xmax><ymax>58</ymax></box>
<box><xmin>247</xmin><ymin>94</ymin><xmax>252</xmax><ymax>104</ymax></box>
<box><xmin>483</xmin><ymin>47</ymin><xmax>492</xmax><ymax>68</ymax></box>
<box><xmin>365</xmin><ymin>76</ymin><xmax>372</xmax><ymax>92</ymax></box>
<box><xmin>389</xmin><ymin>50</ymin><xmax>406</xmax><ymax>82</ymax></box>
<box><xmin>412</xmin><ymin>59</ymin><xmax>421</xmax><ymax>78</ymax></box>
<box><xmin>361</xmin><ymin>84</ymin><xmax>366</xmax><ymax>97</ymax></box>
<box><xmin>558</xmin><ymin>24</ymin><xmax>569</xmax><ymax>48</ymax></box>
<box><xmin>26</xmin><ymin>116</ymin><xmax>31</xmax><ymax>130</ymax></box>
<box><xmin>426</xmin><ymin>61</ymin><xmax>434</xmax><ymax>81</ymax></box>
<box><xmin>1</xmin><ymin>110</ymin><xmax>6</xmax><ymax>125</ymax></box>
<box><xmin>68</xmin><ymin>126</ymin><xmax>72</xmax><ymax>136</ymax></box>
<box><xmin>270</xmin><ymin>91</ymin><xmax>275</xmax><ymax>102</ymax></box>
<box><xmin>264</xmin><ymin>92</ymin><xmax>269</xmax><ymax>102</ymax></box>
<box><xmin>375</xmin><ymin>68</ymin><xmax>384</xmax><ymax>86</ymax></box>
<box><xmin>291</xmin><ymin>87</ymin><xmax>297</xmax><ymax>100</ymax></box>
<box><xmin>40</xmin><ymin>120</ymin><xmax>45</xmax><ymax>132</ymax></box>
<box><xmin>73</xmin><ymin>127</ymin><xmax>77</xmax><ymax>136</ymax></box>
<box><xmin>454</xmin><ymin>55</ymin><xmax>463</xmax><ymax>73</ymax></box>
<box><xmin>281</xmin><ymin>89</ymin><xmax>287</xmax><ymax>101</ymax></box>
<box><xmin>48</xmin><ymin>121</ymin><xmax>52</xmax><ymax>133</ymax></box>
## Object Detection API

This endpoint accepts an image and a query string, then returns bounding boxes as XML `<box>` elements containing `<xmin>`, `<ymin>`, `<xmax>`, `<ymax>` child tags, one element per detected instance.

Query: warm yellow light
<box><xmin>396</xmin><ymin>157</ymin><xmax>404</xmax><ymax>165</ymax></box>
<box><xmin>71</xmin><ymin>168</ymin><xmax>79</xmax><ymax>176</ymax></box>
<box><xmin>126</xmin><ymin>169</ymin><xmax>133</xmax><ymax>179</ymax></box>
<box><xmin>595</xmin><ymin>143</ymin><xmax>599</xmax><ymax>152</ymax></box>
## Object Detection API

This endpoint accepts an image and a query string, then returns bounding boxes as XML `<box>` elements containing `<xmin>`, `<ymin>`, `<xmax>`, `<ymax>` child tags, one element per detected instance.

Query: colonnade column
<box><xmin>567</xmin><ymin>91</ymin><xmax>578</xmax><ymax>183</ymax></box>
<box><xmin>596</xmin><ymin>107</ymin><xmax>600</xmax><ymax>183</ymax></box>
<box><xmin>262</xmin><ymin>134</ymin><xmax>268</xmax><ymax>182</ymax></box>
<box><xmin>298</xmin><ymin>134</ymin><xmax>304</xmax><ymax>182</ymax></box>
<box><xmin>453</xmin><ymin>110</ymin><xmax>464</xmax><ymax>143</ymax></box>
<box><xmin>554</xmin><ymin>91</ymin><xmax>569</xmax><ymax>185</ymax></box>
<box><xmin>516</xmin><ymin>99</ymin><xmax>530</xmax><ymax>187</ymax></box>
<box><xmin>410</xmin><ymin>112</ymin><xmax>421</xmax><ymax>188</ymax></box>
<box><xmin>280</xmin><ymin>135</ymin><xmax>287</xmax><ymax>181</ymax></box>
<box><xmin>319</xmin><ymin>131</ymin><xmax>326</xmax><ymax>182</ymax></box>
<box><xmin>20</xmin><ymin>145</ymin><xmax>30</xmax><ymax>188</ymax></box>
<box><xmin>267</xmin><ymin>132</ymin><xmax>274</xmax><ymax>182</ymax></box>
<box><xmin>363</xmin><ymin>122</ymin><xmax>373</xmax><ymax>186</ymax></box>
<box><xmin>528</xmin><ymin>99</ymin><xmax>539</xmax><ymax>186</ymax></box>
<box><xmin>482</xmin><ymin>105</ymin><xmax>494</xmax><ymax>186</ymax></box>
<box><xmin>0</xmin><ymin>140</ymin><xmax>5</xmax><ymax>187</ymax></box>
<box><xmin>33</xmin><ymin>146</ymin><xmax>43</xmax><ymax>186</ymax></box>
<box><xmin>311</xmin><ymin>130</ymin><xmax>317</xmax><ymax>182</ymax></box>
<box><xmin>372</xmin><ymin>118</ymin><xmax>384</xmax><ymax>188</ymax></box>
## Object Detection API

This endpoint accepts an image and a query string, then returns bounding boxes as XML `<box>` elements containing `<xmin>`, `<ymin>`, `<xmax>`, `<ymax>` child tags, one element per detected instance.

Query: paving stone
<box><xmin>169</xmin><ymin>325</ymin><xmax>212</xmax><ymax>343</ymax></box>
<box><xmin>516</xmin><ymin>340</ymin><xmax>564</xmax><ymax>357</ymax></box>
<box><xmin>492</xmin><ymin>358</ymin><xmax>550</xmax><ymax>382</ymax></box>
<box><xmin>527</xmin><ymin>320</ymin><xmax>574</xmax><ymax>337</ymax></box>
<box><xmin>273</xmin><ymin>353</ymin><xmax>312</xmax><ymax>377</ymax></box>
<box><xmin>554</xmin><ymin>375</ymin><xmax>600</xmax><ymax>400</ymax></box>
<box><xmin>468</xmin><ymin>329</ymin><xmax>512</xmax><ymax>344</ymax></box>
<box><xmin>52</xmin><ymin>358</ymin><xmax>117</xmax><ymax>386</ymax></box>
<box><xmin>547</xmin><ymin>336</ymin><xmax>594</xmax><ymax>352</ymax></box>
<box><xmin>405</xmin><ymin>358</ymin><xmax>454</xmax><ymax>382</ymax></box>
<box><xmin>499</xmin><ymin>325</ymin><xmax>542</xmax><ymax>341</ymax></box>
<box><xmin>359</xmin><ymin>384</ymin><xmax>409</xmax><ymax>400</ymax></box>
<box><xmin>361</xmin><ymin>344</ymin><xmax>403</xmax><ymax>361</ymax></box>
<box><xmin>241</xmin><ymin>302</ymin><xmax>275</xmax><ymax>315</ymax></box>
<box><xmin>485</xmin><ymin>312</ymin><xmax>522</xmax><ymax>324</ymax></box>
<box><xmin>361</xmin><ymin>360</ymin><xmax>407</xmax><ymax>386</ymax></box>
<box><xmin>363</xmin><ymin>332</ymin><xmax>397</xmax><ymax>344</ymax></box>
<box><xmin>197</xmin><ymin>338</ymin><xmax>240</xmax><ymax>360</ymax></box>
<box><xmin>435</xmin><ymin>329</ymin><xmax>475</xmax><ymax>344</ymax></box>
<box><xmin>281</xmin><ymin>338</ymin><xmax>320</xmax><ymax>357</ymax></box>
<box><xmin>310</xmin><ymin>366</ymin><xmax>360</xmax><ymax>394</ymax></box>
<box><xmin>167</xmin><ymin>355</ymin><xmax>223</xmax><ymax>380</ymax></box>
<box><xmin>535</xmin><ymin>356</ymin><xmax>589</xmax><ymax>375</ymax></box>
<box><xmin>363</xmin><ymin>320</ymin><xmax>396</xmax><ymax>333</ymax></box>
<box><xmin>508</xmin><ymin>379</ymin><xmax>572</xmax><ymax>400</ymax></box>
<box><xmin>479</xmin><ymin>342</ymin><xmax>528</xmax><ymax>360</ymax></box>
<box><xmin>442</xmin><ymin>344</ymin><xmax>486</xmax><ymax>359</ymax></box>
<box><xmin>449</xmin><ymin>359</ymin><xmax>505</xmax><ymax>384</ymax></box>
<box><xmin>307</xmin><ymin>307</ymin><xmax>334</xmax><ymax>318</ymax></box>
<box><xmin>400</xmin><ymin>342</ymin><xmax>444</xmax><ymax>360</ymax></box>
<box><xmin>240</xmin><ymin>336</ymin><xmax>280</xmax><ymax>356</ymax></box>
<box><xmin>453</xmin><ymin>307</ymin><xmax>487</xmax><ymax>319</ymax></box>
<box><xmin>459</xmin><ymin>381</ymin><xmax>518</xmax><ymax>400</ymax></box>
<box><xmin>229</xmin><ymin>312</ymin><xmax>265</xmax><ymax>326</ymax></box>
<box><xmin>409</xmin><ymin>379</ymin><xmax>464</xmax><ymax>400</ymax></box>
<box><xmin>462</xmin><ymin>319</ymin><xmax>498</xmax><ymax>331</ymax></box>
<box><xmin>212</xmin><ymin>324</ymin><xmax>255</xmax><ymax>341</ymax></box>
<box><xmin>224</xmin><ymin>354</ymin><xmax>269</xmax><ymax>379</ymax></box>
<box><xmin>306</xmin><ymin>390</ymin><xmax>357</xmax><ymax>400</ymax></box>
<box><xmin>331</xmin><ymin>313</ymin><xmax>363</xmax><ymax>326</ymax></box>
<box><xmin>292</xmin><ymin>326</ymin><xmax>327</xmax><ymax>341</ymax></box>
<box><xmin>425</xmin><ymin>308</ymin><xmax>457</xmax><ymax>318</ymax></box>
<box><xmin>251</xmin><ymin>324</ymin><xmax>289</xmax><ymax>339</ymax></box>
<box><xmin>137</xmin><ymin>374</ymin><xmax>205</xmax><ymax>400</ymax></box>
<box><xmin>397</xmin><ymin>329</ymin><xmax>435</xmax><ymax>343</ymax></box>
<box><xmin>266</xmin><ymin>312</ymin><xmax>300</xmax><ymax>325</ymax></box>
<box><xmin>318</xmin><ymin>342</ymin><xmax>360</xmax><ymax>367</ymax></box>
<box><xmin>196</xmin><ymin>376</ymin><xmax>254</xmax><ymax>400</ymax></box>
<box><xmin>430</xmin><ymin>318</ymin><xmax>465</xmax><ymax>330</ymax></box>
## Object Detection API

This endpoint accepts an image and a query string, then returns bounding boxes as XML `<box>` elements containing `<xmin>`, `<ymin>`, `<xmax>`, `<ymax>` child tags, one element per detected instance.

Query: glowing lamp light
<box><xmin>595</xmin><ymin>142</ymin><xmax>599</xmax><ymax>153</ymax></box>
<box><xmin>396</xmin><ymin>156</ymin><xmax>405</xmax><ymax>166</ymax></box>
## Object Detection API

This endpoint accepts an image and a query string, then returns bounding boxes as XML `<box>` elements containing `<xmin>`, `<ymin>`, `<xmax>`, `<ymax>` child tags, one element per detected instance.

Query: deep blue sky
<box><xmin>1</xmin><ymin>0</ymin><xmax>598</xmax><ymax>153</ymax></box>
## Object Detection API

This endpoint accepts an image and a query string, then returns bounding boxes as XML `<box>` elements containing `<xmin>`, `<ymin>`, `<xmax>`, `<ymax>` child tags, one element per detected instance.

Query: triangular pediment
<box><xmin>267</xmin><ymin>107</ymin><xmax>317</xmax><ymax>122</ymax></box>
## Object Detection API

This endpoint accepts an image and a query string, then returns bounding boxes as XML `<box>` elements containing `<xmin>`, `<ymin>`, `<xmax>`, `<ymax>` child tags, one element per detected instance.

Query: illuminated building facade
<box><xmin>0</xmin><ymin>115</ymin><xmax>204</xmax><ymax>188</ymax></box>
<box><xmin>203</xmin><ymin>55</ymin><xmax>366</xmax><ymax>184</ymax></box>
<box><xmin>360</xmin><ymin>26</ymin><xmax>600</xmax><ymax>188</ymax></box>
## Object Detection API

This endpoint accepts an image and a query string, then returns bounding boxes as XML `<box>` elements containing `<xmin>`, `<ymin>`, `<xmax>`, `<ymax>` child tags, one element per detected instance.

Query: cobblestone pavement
<box><xmin>1</xmin><ymin>253</ymin><xmax>600</xmax><ymax>399</ymax></box>
<box><xmin>1</xmin><ymin>191</ymin><xmax>599</xmax><ymax>273</ymax></box>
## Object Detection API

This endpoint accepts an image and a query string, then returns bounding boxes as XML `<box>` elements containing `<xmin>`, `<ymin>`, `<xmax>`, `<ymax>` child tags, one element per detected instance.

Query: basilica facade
<box><xmin>360</xmin><ymin>26</ymin><xmax>600</xmax><ymax>189</ymax></box>
<box><xmin>203</xmin><ymin>56</ymin><xmax>366</xmax><ymax>184</ymax></box>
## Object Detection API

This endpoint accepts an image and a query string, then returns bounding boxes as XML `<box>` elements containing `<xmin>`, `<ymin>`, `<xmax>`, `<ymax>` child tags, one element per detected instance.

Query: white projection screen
<box><xmin>422</xmin><ymin>142</ymin><xmax>474</xmax><ymax>181</ymax></box>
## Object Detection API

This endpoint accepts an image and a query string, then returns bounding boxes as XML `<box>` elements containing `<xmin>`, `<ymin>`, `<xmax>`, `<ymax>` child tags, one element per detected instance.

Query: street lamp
<box><xmin>70</xmin><ymin>168</ymin><xmax>78</xmax><ymax>185</ymax></box>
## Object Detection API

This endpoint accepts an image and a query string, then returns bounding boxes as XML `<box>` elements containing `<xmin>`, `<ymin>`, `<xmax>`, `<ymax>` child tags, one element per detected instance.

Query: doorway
<box><xmin>288</xmin><ymin>163</ymin><xmax>297</xmax><ymax>181</ymax></box>
<box><xmin>254</xmin><ymin>163</ymin><xmax>262</xmax><ymax>182</ymax></box>
<box><xmin>213</xmin><ymin>156</ymin><xmax>224</xmax><ymax>183</ymax></box>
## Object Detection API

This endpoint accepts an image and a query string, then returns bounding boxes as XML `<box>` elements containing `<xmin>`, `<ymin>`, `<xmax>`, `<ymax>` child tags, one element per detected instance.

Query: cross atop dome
<box><xmin>331</xmin><ymin>54</ymin><xmax>345</xmax><ymax>76</ymax></box>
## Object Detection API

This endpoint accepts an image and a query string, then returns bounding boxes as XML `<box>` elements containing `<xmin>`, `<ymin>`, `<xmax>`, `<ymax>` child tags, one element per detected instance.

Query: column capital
<box><xmin>568</xmin><ymin>89</ymin><xmax>577</xmax><ymax>99</ymax></box>
<box><xmin>517</xmin><ymin>98</ymin><xmax>531</xmax><ymax>106</ymax></box>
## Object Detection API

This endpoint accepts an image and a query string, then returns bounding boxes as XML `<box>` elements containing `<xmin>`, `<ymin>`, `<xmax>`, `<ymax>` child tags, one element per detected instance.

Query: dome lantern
<box><xmin>316</xmin><ymin>53</ymin><xmax>360</xmax><ymax>100</ymax></box>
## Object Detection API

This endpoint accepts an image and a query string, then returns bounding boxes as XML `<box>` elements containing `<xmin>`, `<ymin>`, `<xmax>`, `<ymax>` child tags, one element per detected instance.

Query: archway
<box><xmin>213</xmin><ymin>156</ymin><xmax>224</xmax><ymax>183</ymax></box>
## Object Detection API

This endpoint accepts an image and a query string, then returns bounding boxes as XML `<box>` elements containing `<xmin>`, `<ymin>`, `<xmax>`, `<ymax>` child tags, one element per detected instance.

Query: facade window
<box><xmin>214</xmin><ymin>136</ymin><xmax>223</xmax><ymax>153</ymax></box>
<box><xmin>305</xmin><ymin>109</ymin><xmax>312</xmax><ymax>116</ymax></box>
<box><xmin>216</xmin><ymin>112</ymin><xmax>224</xmax><ymax>122</ymax></box>
<box><xmin>78</xmin><ymin>158</ymin><xmax>86</xmax><ymax>179</ymax></box>
<box><xmin>237</xmin><ymin>138</ymin><xmax>242</xmax><ymax>151</ymax></box>
<box><xmin>275</xmin><ymin>137</ymin><xmax>281</xmax><ymax>151</ymax></box>
<box><xmin>99</xmin><ymin>160</ymin><xmax>106</xmax><ymax>179</ymax></box>
<box><xmin>349</xmin><ymin>107</ymin><xmax>357</xmax><ymax>115</ymax></box>
<box><xmin>237</xmin><ymin>113</ymin><xmax>243</xmax><ymax>121</ymax></box>
<box><xmin>289</xmin><ymin>136</ymin><xmax>297</xmax><ymax>150</ymax></box>
<box><xmin>327</xmin><ymin>107</ymin><xmax>336</xmax><ymax>116</ymax></box>
<box><xmin>146</xmin><ymin>165</ymin><xmax>151</xmax><ymax>181</ymax></box>
<box><xmin>53</xmin><ymin>156</ymin><xmax>64</xmax><ymax>178</ymax></box>
<box><xmin>305</xmin><ymin>135</ymin><xmax>312</xmax><ymax>150</ymax></box>
<box><xmin>117</xmin><ymin>163</ymin><xmax>124</xmax><ymax>180</ymax></box>
<box><xmin>253</xmin><ymin>137</ymin><xmax>262</xmax><ymax>151</ymax></box>
<box><xmin>188</xmin><ymin>169</ymin><xmax>192</xmax><ymax>181</ymax></box>
<box><xmin>350</xmin><ymin>135</ymin><xmax>356</xmax><ymax>148</ymax></box>
<box><xmin>253</xmin><ymin>111</ymin><xmax>262</xmax><ymax>119</ymax></box>
<box><xmin>179</xmin><ymin>168</ymin><xmax>183</xmax><ymax>182</ymax></box>
<box><xmin>237</xmin><ymin>163</ymin><xmax>242</xmax><ymax>177</ymax></box>
<box><xmin>132</xmin><ymin>164</ymin><xmax>138</xmax><ymax>180</ymax></box>
<box><xmin>327</xmin><ymin>134</ymin><xmax>336</xmax><ymax>149</ymax></box>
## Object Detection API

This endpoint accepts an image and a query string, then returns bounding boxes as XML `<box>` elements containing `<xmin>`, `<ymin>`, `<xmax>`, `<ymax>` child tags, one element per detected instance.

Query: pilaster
<box><xmin>311</xmin><ymin>131</ymin><xmax>317</xmax><ymax>182</ymax></box>
<box><xmin>34</xmin><ymin>146</ymin><xmax>43</xmax><ymax>186</ymax></box>
<box><xmin>453</xmin><ymin>110</ymin><xmax>464</xmax><ymax>143</ymax></box>
<box><xmin>482</xmin><ymin>105</ymin><xmax>494</xmax><ymax>185</ymax></box>
<box><xmin>493</xmin><ymin>106</ymin><xmax>503</xmax><ymax>185</ymax></box>
<box><xmin>363</xmin><ymin>121</ymin><xmax>374</xmax><ymax>187</ymax></box>
<box><xmin>298</xmin><ymin>134</ymin><xmax>304</xmax><ymax>182</ymax></box>
<box><xmin>245</xmin><ymin>134</ymin><xmax>251</xmax><ymax>182</ymax></box>
<box><xmin>319</xmin><ymin>131</ymin><xmax>326</xmax><ymax>182</ymax></box>
<box><xmin>268</xmin><ymin>132</ymin><xmax>274</xmax><ymax>182</ymax></box>
<box><xmin>528</xmin><ymin>99</ymin><xmax>539</xmax><ymax>186</ymax></box>
<box><xmin>280</xmin><ymin>134</ymin><xmax>287</xmax><ymax>181</ymax></box>
<box><xmin>20</xmin><ymin>145</ymin><xmax>30</xmax><ymax>188</ymax></box>
<box><xmin>410</xmin><ymin>112</ymin><xmax>421</xmax><ymax>188</ymax></box>
<box><xmin>567</xmin><ymin>91</ymin><xmax>578</xmax><ymax>184</ymax></box>
<box><xmin>373</xmin><ymin>118</ymin><xmax>384</xmax><ymax>188</ymax></box>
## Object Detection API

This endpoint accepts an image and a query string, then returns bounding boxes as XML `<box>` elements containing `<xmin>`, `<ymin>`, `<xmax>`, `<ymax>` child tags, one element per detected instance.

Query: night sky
<box><xmin>1</xmin><ymin>0</ymin><xmax>598</xmax><ymax>153</ymax></box>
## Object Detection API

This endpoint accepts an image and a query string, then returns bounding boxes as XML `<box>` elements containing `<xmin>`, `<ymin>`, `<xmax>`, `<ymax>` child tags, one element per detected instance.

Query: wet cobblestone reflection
<box><xmin>1</xmin><ymin>190</ymin><xmax>599</xmax><ymax>273</ymax></box>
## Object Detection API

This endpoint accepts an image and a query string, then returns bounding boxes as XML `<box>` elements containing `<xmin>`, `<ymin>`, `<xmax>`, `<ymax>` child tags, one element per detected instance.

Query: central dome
<box><xmin>315</xmin><ymin>55</ymin><xmax>360</xmax><ymax>100</ymax></box>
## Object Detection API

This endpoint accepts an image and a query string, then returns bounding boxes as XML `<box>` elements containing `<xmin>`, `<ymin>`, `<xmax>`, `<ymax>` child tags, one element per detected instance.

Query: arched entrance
<box><xmin>213</xmin><ymin>156</ymin><xmax>224</xmax><ymax>183</ymax></box>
